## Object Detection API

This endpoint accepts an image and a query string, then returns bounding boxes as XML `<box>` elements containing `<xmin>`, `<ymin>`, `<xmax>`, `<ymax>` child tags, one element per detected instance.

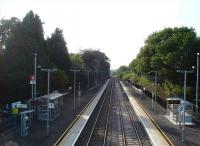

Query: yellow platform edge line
<box><xmin>137</xmin><ymin>100</ymin><xmax>174</xmax><ymax>146</ymax></box>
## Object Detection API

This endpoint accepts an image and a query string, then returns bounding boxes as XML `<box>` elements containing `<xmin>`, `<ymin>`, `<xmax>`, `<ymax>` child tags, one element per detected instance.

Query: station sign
<box><xmin>49</xmin><ymin>103</ymin><xmax>54</xmax><ymax>108</ymax></box>
<box><xmin>16</xmin><ymin>104</ymin><xmax>27</xmax><ymax>108</ymax></box>
<box><xmin>12</xmin><ymin>101</ymin><xmax>21</xmax><ymax>108</ymax></box>
<box><xmin>29</xmin><ymin>75</ymin><xmax>36</xmax><ymax>84</ymax></box>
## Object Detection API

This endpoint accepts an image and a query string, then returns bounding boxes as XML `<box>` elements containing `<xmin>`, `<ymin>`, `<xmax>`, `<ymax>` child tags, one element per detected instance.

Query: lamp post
<box><xmin>148</xmin><ymin>71</ymin><xmax>157</xmax><ymax>111</ymax></box>
<box><xmin>70</xmin><ymin>69</ymin><xmax>80</xmax><ymax>111</ymax></box>
<box><xmin>33</xmin><ymin>53</ymin><xmax>41</xmax><ymax>99</ymax></box>
<box><xmin>177</xmin><ymin>70</ymin><xmax>194</xmax><ymax>142</ymax></box>
<box><xmin>151</xmin><ymin>83</ymin><xmax>154</xmax><ymax>110</ymax></box>
<box><xmin>94</xmin><ymin>71</ymin><xmax>96</xmax><ymax>88</ymax></box>
<box><xmin>78</xmin><ymin>81</ymin><xmax>81</xmax><ymax>107</ymax></box>
<box><xmin>34</xmin><ymin>53</ymin><xmax>37</xmax><ymax>99</ymax></box>
<box><xmin>196</xmin><ymin>53</ymin><xmax>199</xmax><ymax>112</ymax></box>
<box><xmin>85</xmin><ymin>70</ymin><xmax>90</xmax><ymax>94</ymax></box>
<box><xmin>41</xmin><ymin>68</ymin><xmax>58</xmax><ymax>136</ymax></box>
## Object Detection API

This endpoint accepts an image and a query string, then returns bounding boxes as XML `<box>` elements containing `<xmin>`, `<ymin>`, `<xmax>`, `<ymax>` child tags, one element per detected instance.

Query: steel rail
<box><xmin>103</xmin><ymin>79</ymin><xmax>114</xmax><ymax>146</ymax></box>
<box><xmin>117</xmin><ymin>93</ymin><xmax>127</xmax><ymax>146</ymax></box>
<box><xmin>86</xmin><ymin>79</ymin><xmax>112</xmax><ymax>146</ymax></box>
<box><xmin>122</xmin><ymin>91</ymin><xmax>143</xmax><ymax>146</ymax></box>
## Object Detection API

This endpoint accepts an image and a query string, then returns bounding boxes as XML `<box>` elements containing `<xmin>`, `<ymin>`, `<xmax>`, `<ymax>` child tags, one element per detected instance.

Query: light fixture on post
<box><xmin>40</xmin><ymin>68</ymin><xmax>58</xmax><ymax>136</ymax></box>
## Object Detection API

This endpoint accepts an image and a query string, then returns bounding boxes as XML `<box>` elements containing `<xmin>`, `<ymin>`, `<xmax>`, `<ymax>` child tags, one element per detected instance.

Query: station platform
<box><xmin>54</xmin><ymin>80</ymin><xmax>109</xmax><ymax>146</ymax></box>
<box><xmin>120</xmin><ymin>81</ymin><xmax>173</xmax><ymax>146</ymax></box>
<box><xmin>124</xmin><ymin>81</ymin><xmax>200</xmax><ymax>146</ymax></box>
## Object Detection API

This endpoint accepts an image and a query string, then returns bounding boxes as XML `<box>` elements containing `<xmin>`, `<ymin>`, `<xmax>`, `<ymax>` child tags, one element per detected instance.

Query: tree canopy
<box><xmin>117</xmin><ymin>27</ymin><xmax>200</xmax><ymax>100</ymax></box>
<box><xmin>130</xmin><ymin>27</ymin><xmax>199</xmax><ymax>84</ymax></box>
<box><xmin>81</xmin><ymin>49</ymin><xmax>110</xmax><ymax>74</ymax></box>
<box><xmin>47</xmin><ymin>28</ymin><xmax>70</xmax><ymax>72</ymax></box>
<box><xmin>0</xmin><ymin>11</ymin><xmax>110</xmax><ymax>104</ymax></box>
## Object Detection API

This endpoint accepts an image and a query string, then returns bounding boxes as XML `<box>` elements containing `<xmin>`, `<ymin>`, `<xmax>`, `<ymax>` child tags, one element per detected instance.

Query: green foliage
<box><xmin>51</xmin><ymin>70</ymin><xmax>70</xmax><ymax>92</ymax></box>
<box><xmin>119</xmin><ymin>27</ymin><xmax>199</xmax><ymax>101</ymax></box>
<box><xmin>115</xmin><ymin>65</ymin><xmax>129</xmax><ymax>78</ymax></box>
<box><xmin>0</xmin><ymin>11</ymin><xmax>111</xmax><ymax>105</ymax></box>
<box><xmin>69</xmin><ymin>53</ymin><xmax>86</xmax><ymax>84</ymax></box>
<box><xmin>47</xmin><ymin>28</ymin><xmax>70</xmax><ymax>72</ymax></box>
<box><xmin>81</xmin><ymin>49</ymin><xmax>110</xmax><ymax>79</ymax></box>
<box><xmin>70</xmin><ymin>53</ymin><xmax>85</xmax><ymax>71</ymax></box>
<box><xmin>2</xmin><ymin>11</ymin><xmax>48</xmax><ymax>98</ymax></box>
<box><xmin>137</xmin><ymin>76</ymin><xmax>150</xmax><ymax>89</ymax></box>
<box><xmin>130</xmin><ymin>27</ymin><xmax>199</xmax><ymax>84</ymax></box>
<box><xmin>0</xmin><ymin>17</ymin><xmax>20</xmax><ymax>48</ymax></box>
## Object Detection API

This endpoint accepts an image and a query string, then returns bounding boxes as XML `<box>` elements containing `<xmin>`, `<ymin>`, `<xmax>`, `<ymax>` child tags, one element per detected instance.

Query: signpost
<box><xmin>49</xmin><ymin>103</ymin><xmax>54</xmax><ymax>109</ymax></box>
<box><xmin>30</xmin><ymin>75</ymin><xmax>36</xmax><ymax>100</ymax></box>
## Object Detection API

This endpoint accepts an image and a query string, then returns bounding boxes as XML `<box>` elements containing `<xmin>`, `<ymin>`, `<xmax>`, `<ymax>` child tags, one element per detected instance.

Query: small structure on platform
<box><xmin>36</xmin><ymin>92</ymin><xmax>67</xmax><ymax>121</ymax></box>
<box><xmin>165</xmin><ymin>97</ymin><xmax>194</xmax><ymax>125</ymax></box>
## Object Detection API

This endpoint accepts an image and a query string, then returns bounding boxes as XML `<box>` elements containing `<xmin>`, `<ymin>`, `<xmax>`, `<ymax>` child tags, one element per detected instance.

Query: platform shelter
<box><xmin>36</xmin><ymin>92</ymin><xmax>67</xmax><ymax>121</ymax></box>
<box><xmin>165</xmin><ymin>97</ymin><xmax>194</xmax><ymax>125</ymax></box>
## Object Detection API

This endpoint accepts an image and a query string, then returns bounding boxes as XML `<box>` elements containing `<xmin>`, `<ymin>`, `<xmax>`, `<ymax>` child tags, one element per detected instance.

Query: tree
<box><xmin>69</xmin><ymin>53</ymin><xmax>86</xmax><ymax>84</ymax></box>
<box><xmin>47</xmin><ymin>28</ymin><xmax>70</xmax><ymax>73</ymax></box>
<box><xmin>3</xmin><ymin>11</ymin><xmax>48</xmax><ymax>100</ymax></box>
<box><xmin>116</xmin><ymin>65</ymin><xmax>129</xmax><ymax>79</ymax></box>
<box><xmin>126</xmin><ymin>27</ymin><xmax>200</xmax><ymax>101</ymax></box>
<box><xmin>81</xmin><ymin>49</ymin><xmax>110</xmax><ymax>72</ymax></box>
<box><xmin>70</xmin><ymin>53</ymin><xmax>85</xmax><ymax>70</ymax></box>
<box><xmin>51</xmin><ymin>69</ymin><xmax>70</xmax><ymax>92</ymax></box>
<box><xmin>0</xmin><ymin>17</ymin><xmax>20</xmax><ymax>49</ymax></box>
<box><xmin>130</xmin><ymin>27</ymin><xmax>199</xmax><ymax>84</ymax></box>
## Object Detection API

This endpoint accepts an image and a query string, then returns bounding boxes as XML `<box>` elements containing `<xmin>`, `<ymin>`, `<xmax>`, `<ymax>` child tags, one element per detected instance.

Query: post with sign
<box><xmin>30</xmin><ymin>75</ymin><xmax>36</xmax><ymax>100</ymax></box>
<box><xmin>30</xmin><ymin>75</ymin><xmax>36</xmax><ymax>119</ymax></box>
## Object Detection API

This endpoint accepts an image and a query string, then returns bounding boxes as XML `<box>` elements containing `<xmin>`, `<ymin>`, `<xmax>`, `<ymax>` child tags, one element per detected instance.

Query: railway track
<box><xmin>86</xmin><ymin>78</ymin><xmax>114</xmax><ymax>145</ymax></box>
<box><xmin>118</xmin><ymin>82</ymin><xmax>152</xmax><ymax>146</ymax></box>
<box><xmin>75</xmin><ymin>78</ymin><xmax>151</xmax><ymax>146</ymax></box>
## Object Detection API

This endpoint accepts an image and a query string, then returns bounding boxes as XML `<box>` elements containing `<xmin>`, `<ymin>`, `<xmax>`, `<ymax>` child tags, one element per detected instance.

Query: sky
<box><xmin>0</xmin><ymin>0</ymin><xmax>200</xmax><ymax>69</ymax></box>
